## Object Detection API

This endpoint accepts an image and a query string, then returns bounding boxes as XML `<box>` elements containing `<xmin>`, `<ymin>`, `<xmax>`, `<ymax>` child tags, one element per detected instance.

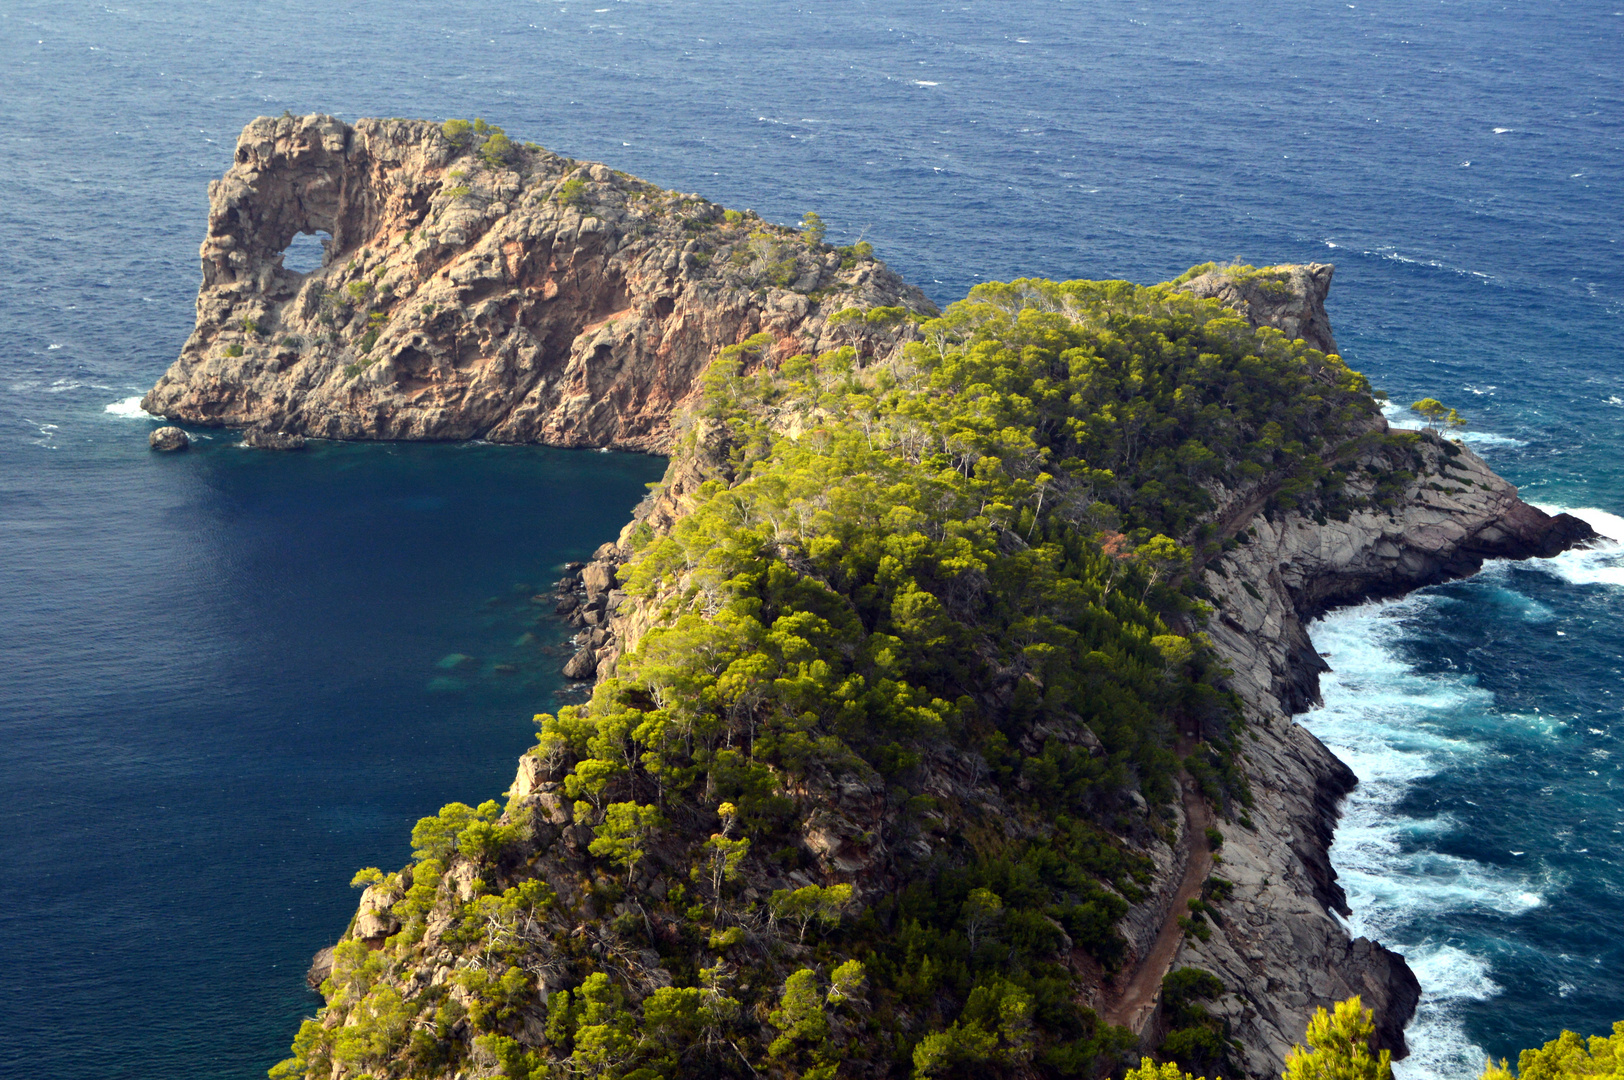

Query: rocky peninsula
<box><xmin>147</xmin><ymin>115</ymin><xmax>1592</xmax><ymax>1080</ymax></box>
<box><xmin>142</xmin><ymin>114</ymin><xmax>928</xmax><ymax>448</ymax></box>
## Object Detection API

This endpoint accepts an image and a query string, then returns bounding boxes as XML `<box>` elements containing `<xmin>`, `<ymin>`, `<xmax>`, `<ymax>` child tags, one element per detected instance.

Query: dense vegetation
<box><xmin>1142</xmin><ymin>996</ymin><xmax>1624</xmax><ymax>1080</ymax></box>
<box><xmin>1482</xmin><ymin>1022</ymin><xmax>1624</xmax><ymax>1079</ymax></box>
<box><xmin>274</xmin><ymin>272</ymin><xmax>1404</xmax><ymax>1080</ymax></box>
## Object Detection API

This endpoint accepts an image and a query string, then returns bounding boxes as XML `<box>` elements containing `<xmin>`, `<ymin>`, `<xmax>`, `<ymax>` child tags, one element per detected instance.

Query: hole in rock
<box><xmin>280</xmin><ymin>231</ymin><xmax>331</xmax><ymax>274</ymax></box>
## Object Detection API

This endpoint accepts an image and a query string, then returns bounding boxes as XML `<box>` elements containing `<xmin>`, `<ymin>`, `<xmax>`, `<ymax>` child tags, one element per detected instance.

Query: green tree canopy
<box><xmin>1481</xmin><ymin>1020</ymin><xmax>1624</xmax><ymax>1079</ymax></box>
<box><xmin>1283</xmin><ymin>996</ymin><xmax>1393</xmax><ymax>1080</ymax></box>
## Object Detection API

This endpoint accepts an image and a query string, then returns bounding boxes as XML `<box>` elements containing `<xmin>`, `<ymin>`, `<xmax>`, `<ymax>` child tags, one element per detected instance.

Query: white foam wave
<box><xmin>1522</xmin><ymin>505</ymin><xmax>1624</xmax><ymax>588</ymax></box>
<box><xmin>104</xmin><ymin>395</ymin><xmax>152</xmax><ymax>419</ymax></box>
<box><xmin>1303</xmin><ymin>598</ymin><xmax>1548</xmax><ymax>1080</ymax></box>
<box><xmin>1378</xmin><ymin>402</ymin><xmax>1525</xmax><ymax>448</ymax></box>
<box><xmin>1534</xmin><ymin>504</ymin><xmax>1624</xmax><ymax>541</ymax></box>
<box><xmin>1459</xmin><ymin>429</ymin><xmax>1527</xmax><ymax>449</ymax></box>
<box><xmin>1396</xmin><ymin>944</ymin><xmax>1499</xmax><ymax>1080</ymax></box>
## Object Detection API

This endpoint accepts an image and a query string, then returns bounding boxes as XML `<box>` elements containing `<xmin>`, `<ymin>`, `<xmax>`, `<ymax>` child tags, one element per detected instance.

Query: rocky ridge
<box><xmin>143</xmin><ymin>113</ymin><xmax>932</xmax><ymax>449</ymax></box>
<box><xmin>161</xmin><ymin>117</ymin><xmax>1598</xmax><ymax>1079</ymax></box>
<box><xmin>560</xmin><ymin>272</ymin><xmax>1594</xmax><ymax>1075</ymax></box>
<box><xmin>1175</xmin><ymin>263</ymin><xmax>1340</xmax><ymax>359</ymax></box>
<box><xmin>1149</xmin><ymin>428</ymin><xmax>1591</xmax><ymax>1073</ymax></box>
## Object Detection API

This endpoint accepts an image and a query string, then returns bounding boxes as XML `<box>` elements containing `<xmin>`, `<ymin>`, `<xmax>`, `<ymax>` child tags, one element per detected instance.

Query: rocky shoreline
<box><xmin>150</xmin><ymin>115</ymin><xmax>1595</xmax><ymax>1078</ymax></box>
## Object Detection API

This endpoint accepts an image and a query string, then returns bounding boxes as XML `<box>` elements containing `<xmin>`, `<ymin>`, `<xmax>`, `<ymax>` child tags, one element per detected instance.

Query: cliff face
<box><xmin>143</xmin><ymin>114</ymin><xmax>931</xmax><ymax>449</ymax></box>
<box><xmin>171</xmin><ymin>117</ymin><xmax>1599</xmax><ymax>1080</ymax></box>
<box><xmin>1157</xmin><ymin>431</ymin><xmax>1589</xmax><ymax>1074</ymax></box>
<box><xmin>1175</xmin><ymin>263</ymin><xmax>1340</xmax><ymax>358</ymax></box>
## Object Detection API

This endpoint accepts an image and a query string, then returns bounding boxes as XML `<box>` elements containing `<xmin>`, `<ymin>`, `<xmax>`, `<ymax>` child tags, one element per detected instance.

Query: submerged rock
<box><xmin>242</xmin><ymin>424</ymin><xmax>306</xmax><ymax>450</ymax></box>
<box><xmin>148</xmin><ymin>426</ymin><xmax>189</xmax><ymax>451</ymax></box>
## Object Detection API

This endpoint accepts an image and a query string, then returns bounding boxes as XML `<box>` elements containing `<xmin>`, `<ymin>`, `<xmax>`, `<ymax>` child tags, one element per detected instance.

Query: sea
<box><xmin>0</xmin><ymin>1</ymin><xmax>1618</xmax><ymax>1077</ymax></box>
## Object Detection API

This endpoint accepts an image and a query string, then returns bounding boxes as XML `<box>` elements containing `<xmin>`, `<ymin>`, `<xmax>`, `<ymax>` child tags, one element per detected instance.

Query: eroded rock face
<box><xmin>1177</xmin><ymin>262</ymin><xmax>1341</xmax><ymax>357</ymax></box>
<box><xmin>1166</xmin><ymin>436</ymin><xmax>1591</xmax><ymax>1074</ymax></box>
<box><xmin>142</xmin><ymin>114</ymin><xmax>933</xmax><ymax>449</ymax></box>
<box><xmin>243</xmin><ymin>424</ymin><xmax>306</xmax><ymax>450</ymax></box>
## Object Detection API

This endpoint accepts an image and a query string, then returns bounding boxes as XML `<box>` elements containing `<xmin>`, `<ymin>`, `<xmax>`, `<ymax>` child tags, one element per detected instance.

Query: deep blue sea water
<box><xmin>0</xmin><ymin>1</ymin><xmax>1619</xmax><ymax>1077</ymax></box>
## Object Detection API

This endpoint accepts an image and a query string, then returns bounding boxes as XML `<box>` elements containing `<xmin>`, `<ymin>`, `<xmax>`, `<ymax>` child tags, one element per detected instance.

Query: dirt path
<box><xmin>1103</xmin><ymin>776</ymin><xmax>1213</xmax><ymax>1039</ymax></box>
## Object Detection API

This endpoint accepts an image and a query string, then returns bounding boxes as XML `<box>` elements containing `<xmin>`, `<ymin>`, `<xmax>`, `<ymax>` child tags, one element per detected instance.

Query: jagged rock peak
<box><xmin>143</xmin><ymin>113</ymin><xmax>936</xmax><ymax>450</ymax></box>
<box><xmin>1175</xmin><ymin>261</ymin><xmax>1340</xmax><ymax>357</ymax></box>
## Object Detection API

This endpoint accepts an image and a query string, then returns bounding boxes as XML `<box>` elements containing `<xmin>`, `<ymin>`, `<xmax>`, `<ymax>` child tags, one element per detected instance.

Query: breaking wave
<box><xmin>1302</xmin><ymin>599</ymin><xmax>1549</xmax><ymax>1080</ymax></box>
<box><xmin>104</xmin><ymin>395</ymin><xmax>151</xmax><ymax>419</ymax></box>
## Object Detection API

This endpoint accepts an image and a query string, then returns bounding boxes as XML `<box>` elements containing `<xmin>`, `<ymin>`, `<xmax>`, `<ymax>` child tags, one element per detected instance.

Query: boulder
<box><xmin>581</xmin><ymin>561</ymin><xmax>616</xmax><ymax>598</ymax></box>
<box><xmin>148</xmin><ymin>426</ymin><xmax>189</xmax><ymax>452</ymax></box>
<box><xmin>1175</xmin><ymin>262</ymin><xmax>1341</xmax><ymax>356</ymax></box>
<box><xmin>562</xmin><ymin>648</ymin><xmax>597</xmax><ymax>680</ymax></box>
<box><xmin>354</xmin><ymin>883</ymin><xmax>401</xmax><ymax>942</ymax></box>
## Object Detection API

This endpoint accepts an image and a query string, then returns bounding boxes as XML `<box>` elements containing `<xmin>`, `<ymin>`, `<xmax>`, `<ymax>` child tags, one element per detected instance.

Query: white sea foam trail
<box><xmin>1302</xmin><ymin>599</ymin><xmax>1544</xmax><ymax>1080</ymax></box>
<box><xmin>104</xmin><ymin>395</ymin><xmax>151</xmax><ymax>419</ymax></box>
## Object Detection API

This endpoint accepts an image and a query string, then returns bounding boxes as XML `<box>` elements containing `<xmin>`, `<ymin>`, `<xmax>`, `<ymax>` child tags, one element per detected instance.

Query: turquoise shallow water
<box><xmin>0</xmin><ymin>1</ymin><xmax>1619</xmax><ymax>1076</ymax></box>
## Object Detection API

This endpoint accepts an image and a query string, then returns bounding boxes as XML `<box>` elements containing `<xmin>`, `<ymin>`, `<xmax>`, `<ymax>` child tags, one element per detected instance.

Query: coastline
<box><xmin>152</xmin><ymin>114</ymin><xmax>1597</xmax><ymax>1079</ymax></box>
<box><xmin>1302</xmin><ymin>503</ymin><xmax>1624</xmax><ymax>1078</ymax></box>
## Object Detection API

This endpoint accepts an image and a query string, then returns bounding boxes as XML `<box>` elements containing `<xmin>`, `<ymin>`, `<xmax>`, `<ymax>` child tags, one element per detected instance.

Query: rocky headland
<box><xmin>151</xmin><ymin>116</ymin><xmax>1593</xmax><ymax>1080</ymax></box>
<box><xmin>142</xmin><ymin>113</ymin><xmax>931</xmax><ymax>448</ymax></box>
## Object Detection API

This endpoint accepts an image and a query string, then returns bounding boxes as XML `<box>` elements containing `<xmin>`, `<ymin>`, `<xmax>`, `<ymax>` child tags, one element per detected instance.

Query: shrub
<box><xmin>1158</xmin><ymin>968</ymin><xmax>1231</xmax><ymax>1076</ymax></box>
<box><xmin>224</xmin><ymin>343</ymin><xmax>244</xmax><ymax>358</ymax></box>
<box><xmin>555</xmin><ymin>177</ymin><xmax>587</xmax><ymax>208</ymax></box>
<box><xmin>1125</xmin><ymin>1059</ymin><xmax>1205</xmax><ymax>1080</ymax></box>
<box><xmin>480</xmin><ymin>131</ymin><xmax>515</xmax><ymax>168</ymax></box>
<box><xmin>836</xmin><ymin>240</ymin><xmax>874</xmax><ymax>268</ymax></box>
<box><xmin>442</xmin><ymin>118</ymin><xmax>473</xmax><ymax>149</ymax></box>
<box><xmin>1283</xmin><ymin>997</ymin><xmax>1392</xmax><ymax>1080</ymax></box>
<box><xmin>1481</xmin><ymin>1020</ymin><xmax>1624</xmax><ymax>1078</ymax></box>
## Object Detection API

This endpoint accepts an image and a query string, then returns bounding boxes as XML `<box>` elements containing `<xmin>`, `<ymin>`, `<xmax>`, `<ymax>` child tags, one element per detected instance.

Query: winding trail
<box><xmin>1103</xmin><ymin>775</ymin><xmax>1213</xmax><ymax>1039</ymax></box>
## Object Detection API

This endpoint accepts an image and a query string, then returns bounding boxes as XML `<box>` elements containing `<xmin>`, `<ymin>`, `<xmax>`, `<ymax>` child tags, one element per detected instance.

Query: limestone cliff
<box><xmin>169</xmin><ymin>117</ymin><xmax>1597</xmax><ymax>1080</ymax></box>
<box><xmin>1175</xmin><ymin>263</ymin><xmax>1340</xmax><ymax>359</ymax></box>
<box><xmin>1147</xmin><ymin>429</ymin><xmax>1589</xmax><ymax>1073</ymax></box>
<box><xmin>143</xmin><ymin>114</ymin><xmax>932</xmax><ymax>448</ymax></box>
<box><xmin>555</xmin><ymin>277</ymin><xmax>1593</xmax><ymax>1077</ymax></box>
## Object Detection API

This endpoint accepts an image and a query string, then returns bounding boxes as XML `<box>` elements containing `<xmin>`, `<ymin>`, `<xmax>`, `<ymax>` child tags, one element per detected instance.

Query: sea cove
<box><xmin>0</xmin><ymin>435</ymin><xmax>664</xmax><ymax>1078</ymax></box>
